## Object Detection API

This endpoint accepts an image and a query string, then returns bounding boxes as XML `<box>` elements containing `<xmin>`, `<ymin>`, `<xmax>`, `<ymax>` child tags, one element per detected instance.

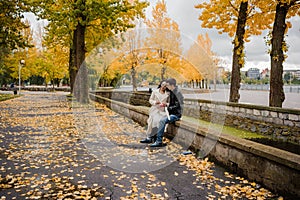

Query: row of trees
<box><xmin>85</xmin><ymin>0</ymin><xmax>300</xmax><ymax>108</ymax></box>
<box><xmin>0</xmin><ymin>1</ymin><xmax>70</xmax><ymax>88</ymax></box>
<box><xmin>86</xmin><ymin>0</ymin><xmax>216</xmax><ymax>92</ymax></box>
<box><xmin>1</xmin><ymin>0</ymin><xmax>214</xmax><ymax>103</ymax></box>
<box><xmin>1</xmin><ymin>0</ymin><xmax>149</xmax><ymax>103</ymax></box>
<box><xmin>1</xmin><ymin>0</ymin><xmax>299</xmax><ymax>107</ymax></box>
<box><xmin>196</xmin><ymin>0</ymin><xmax>300</xmax><ymax>107</ymax></box>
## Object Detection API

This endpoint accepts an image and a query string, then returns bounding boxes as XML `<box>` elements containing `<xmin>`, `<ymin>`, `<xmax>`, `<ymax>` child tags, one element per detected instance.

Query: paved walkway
<box><xmin>0</xmin><ymin>93</ymin><xmax>283</xmax><ymax>199</ymax></box>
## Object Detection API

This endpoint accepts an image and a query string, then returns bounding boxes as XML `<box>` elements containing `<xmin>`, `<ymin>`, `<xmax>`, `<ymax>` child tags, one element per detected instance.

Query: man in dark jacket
<box><xmin>150</xmin><ymin>78</ymin><xmax>184</xmax><ymax>147</ymax></box>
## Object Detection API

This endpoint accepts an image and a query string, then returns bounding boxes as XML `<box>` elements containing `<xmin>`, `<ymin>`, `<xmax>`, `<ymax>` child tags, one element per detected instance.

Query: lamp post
<box><xmin>19</xmin><ymin>59</ymin><xmax>25</xmax><ymax>95</ymax></box>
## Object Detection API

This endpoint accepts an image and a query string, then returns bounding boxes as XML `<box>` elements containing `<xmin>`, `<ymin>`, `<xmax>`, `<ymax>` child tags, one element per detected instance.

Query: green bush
<box><xmin>0</xmin><ymin>94</ymin><xmax>18</xmax><ymax>101</ymax></box>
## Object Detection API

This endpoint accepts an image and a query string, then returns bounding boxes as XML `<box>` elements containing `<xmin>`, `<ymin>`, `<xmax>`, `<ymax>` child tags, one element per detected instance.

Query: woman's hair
<box><xmin>157</xmin><ymin>80</ymin><xmax>166</xmax><ymax>89</ymax></box>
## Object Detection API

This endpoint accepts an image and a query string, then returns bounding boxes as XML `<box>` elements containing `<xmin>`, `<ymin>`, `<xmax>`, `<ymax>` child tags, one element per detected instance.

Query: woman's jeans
<box><xmin>156</xmin><ymin>115</ymin><xmax>180</xmax><ymax>143</ymax></box>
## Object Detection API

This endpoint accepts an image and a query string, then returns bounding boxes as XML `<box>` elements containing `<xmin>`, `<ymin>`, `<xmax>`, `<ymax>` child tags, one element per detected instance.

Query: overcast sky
<box><xmin>146</xmin><ymin>0</ymin><xmax>300</xmax><ymax>71</ymax></box>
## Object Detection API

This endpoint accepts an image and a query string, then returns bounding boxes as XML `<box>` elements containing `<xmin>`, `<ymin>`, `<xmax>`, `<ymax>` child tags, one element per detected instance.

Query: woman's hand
<box><xmin>159</xmin><ymin>103</ymin><xmax>166</xmax><ymax>107</ymax></box>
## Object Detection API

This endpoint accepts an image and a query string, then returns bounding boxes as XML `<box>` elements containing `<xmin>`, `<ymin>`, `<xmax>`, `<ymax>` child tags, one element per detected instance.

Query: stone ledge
<box><xmin>184</xmin><ymin>98</ymin><xmax>300</xmax><ymax>115</ymax></box>
<box><xmin>91</xmin><ymin>91</ymin><xmax>300</xmax><ymax>144</ymax></box>
<box><xmin>91</xmin><ymin>93</ymin><xmax>300</xmax><ymax>170</ymax></box>
<box><xmin>169</xmin><ymin>120</ymin><xmax>300</xmax><ymax>197</ymax></box>
<box><xmin>174</xmin><ymin>120</ymin><xmax>300</xmax><ymax>171</ymax></box>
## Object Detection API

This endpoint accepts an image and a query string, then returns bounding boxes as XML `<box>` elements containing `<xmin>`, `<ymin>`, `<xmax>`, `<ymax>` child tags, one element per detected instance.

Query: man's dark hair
<box><xmin>166</xmin><ymin>78</ymin><xmax>176</xmax><ymax>86</ymax></box>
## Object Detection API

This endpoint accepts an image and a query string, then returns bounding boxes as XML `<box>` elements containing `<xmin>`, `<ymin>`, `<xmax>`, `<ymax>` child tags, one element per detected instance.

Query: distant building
<box><xmin>295</xmin><ymin>71</ymin><xmax>300</xmax><ymax>80</ymax></box>
<box><xmin>247</xmin><ymin>68</ymin><xmax>260</xmax><ymax>79</ymax></box>
<box><xmin>283</xmin><ymin>69</ymin><xmax>300</xmax><ymax>80</ymax></box>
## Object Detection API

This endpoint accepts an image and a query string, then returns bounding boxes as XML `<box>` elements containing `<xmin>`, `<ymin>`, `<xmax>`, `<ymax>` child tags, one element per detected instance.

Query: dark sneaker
<box><xmin>149</xmin><ymin>141</ymin><xmax>164</xmax><ymax>147</ymax></box>
<box><xmin>140</xmin><ymin>138</ymin><xmax>153</xmax><ymax>143</ymax></box>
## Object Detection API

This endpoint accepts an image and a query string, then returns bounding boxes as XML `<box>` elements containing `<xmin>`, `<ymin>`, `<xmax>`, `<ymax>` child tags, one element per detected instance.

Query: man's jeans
<box><xmin>156</xmin><ymin>115</ymin><xmax>180</xmax><ymax>143</ymax></box>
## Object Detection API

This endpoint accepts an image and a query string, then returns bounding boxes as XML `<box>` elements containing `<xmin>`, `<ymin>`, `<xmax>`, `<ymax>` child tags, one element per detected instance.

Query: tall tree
<box><xmin>0</xmin><ymin>0</ymin><xmax>32</xmax><ymax>83</ymax></box>
<box><xmin>2</xmin><ymin>19</ymin><xmax>35</xmax><ymax>87</ymax></box>
<box><xmin>119</xmin><ymin>25</ymin><xmax>145</xmax><ymax>92</ymax></box>
<box><xmin>145</xmin><ymin>0</ymin><xmax>182</xmax><ymax>80</ymax></box>
<box><xmin>186</xmin><ymin>33</ymin><xmax>215</xmax><ymax>89</ymax></box>
<box><xmin>229</xmin><ymin>1</ymin><xmax>248</xmax><ymax>102</ymax></box>
<box><xmin>195</xmin><ymin>0</ymin><xmax>275</xmax><ymax>103</ymax></box>
<box><xmin>33</xmin><ymin>0</ymin><xmax>148</xmax><ymax>102</ymax></box>
<box><xmin>0</xmin><ymin>1</ymin><xmax>31</xmax><ymax>52</ymax></box>
<box><xmin>269</xmin><ymin>0</ymin><xmax>300</xmax><ymax>107</ymax></box>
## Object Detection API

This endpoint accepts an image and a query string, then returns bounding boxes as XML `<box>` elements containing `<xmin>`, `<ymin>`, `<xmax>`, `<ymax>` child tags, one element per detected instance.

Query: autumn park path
<box><xmin>0</xmin><ymin>92</ymin><xmax>283</xmax><ymax>199</ymax></box>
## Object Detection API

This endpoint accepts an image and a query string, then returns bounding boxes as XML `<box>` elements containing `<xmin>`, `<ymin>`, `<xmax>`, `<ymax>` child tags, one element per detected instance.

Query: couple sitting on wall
<box><xmin>140</xmin><ymin>78</ymin><xmax>184</xmax><ymax>147</ymax></box>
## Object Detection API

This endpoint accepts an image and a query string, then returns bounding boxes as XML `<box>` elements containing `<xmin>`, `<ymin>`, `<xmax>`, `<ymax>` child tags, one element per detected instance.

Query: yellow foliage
<box><xmin>195</xmin><ymin>0</ymin><xmax>277</xmax><ymax>40</ymax></box>
<box><xmin>144</xmin><ymin>0</ymin><xmax>183</xmax><ymax>80</ymax></box>
<box><xmin>185</xmin><ymin>33</ymin><xmax>216</xmax><ymax>80</ymax></box>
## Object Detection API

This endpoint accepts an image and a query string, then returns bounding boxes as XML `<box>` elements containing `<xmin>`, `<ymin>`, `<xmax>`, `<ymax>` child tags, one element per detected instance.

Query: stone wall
<box><xmin>93</xmin><ymin>90</ymin><xmax>151</xmax><ymax>107</ymax></box>
<box><xmin>166</xmin><ymin>121</ymin><xmax>300</xmax><ymax>199</ymax></box>
<box><xmin>89</xmin><ymin>93</ymin><xmax>300</xmax><ymax>198</ymax></box>
<box><xmin>183</xmin><ymin>99</ymin><xmax>300</xmax><ymax>144</ymax></box>
<box><xmin>91</xmin><ymin>90</ymin><xmax>300</xmax><ymax>144</ymax></box>
<box><xmin>90</xmin><ymin>92</ymin><xmax>149</xmax><ymax>127</ymax></box>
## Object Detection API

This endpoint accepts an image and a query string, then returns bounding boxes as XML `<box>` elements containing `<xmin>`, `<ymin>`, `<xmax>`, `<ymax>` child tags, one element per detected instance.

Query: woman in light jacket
<box><xmin>140</xmin><ymin>81</ymin><xmax>169</xmax><ymax>143</ymax></box>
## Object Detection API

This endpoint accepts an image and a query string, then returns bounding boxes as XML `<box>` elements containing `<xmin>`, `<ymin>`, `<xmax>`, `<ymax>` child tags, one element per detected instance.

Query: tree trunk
<box><xmin>161</xmin><ymin>65</ymin><xmax>166</xmax><ymax>80</ymax></box>
<box><xmin>158</xmin><ymin>48</ymin><xmax>167</xmax><ymax>80</ymax></box>
<box><xmin>131</xmin><ymin>66</ymin><xmax>137</xmax><ymax>92</ymax></box>
<box><xmin>213</xmin><ymin>75</ymin><xmax>216</xmax><ymax>91</ymax></box>
<box><xmin>69</xmin><ymin>43</ymin><xmax>76</xmax><ymax>94</ymax></box>
<box><xmin>269</xmin><ymin>3</ymin><xmax>289</xmax><ymax>107</ymax></box>
<box><xmin>229</xmin><ymin>1</ymin><xmax>248</xmax><ymax>103</ymax></box>
<box><xmin>73</xmin><ymin>0</ymin><xmax>88</xmax><ymax>104</ymax></box>
<box><xmin>74</xmin><ymin>24</ymin><xmax>88</xmax><ymax>103</ymax></box>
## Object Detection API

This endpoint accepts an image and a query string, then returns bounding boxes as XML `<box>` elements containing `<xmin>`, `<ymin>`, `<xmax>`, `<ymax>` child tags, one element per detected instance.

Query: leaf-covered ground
<box><xmin>0</xmin><ymin>93</ymin><xmax>283</xmax><ymax>199</ymax></box>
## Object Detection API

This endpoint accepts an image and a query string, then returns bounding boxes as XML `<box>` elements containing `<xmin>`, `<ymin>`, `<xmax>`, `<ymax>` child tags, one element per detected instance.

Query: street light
<box><xmin>19</xmin><ymin>59</ymin><xmax>25</xmax><ymax>95</ymax></box>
